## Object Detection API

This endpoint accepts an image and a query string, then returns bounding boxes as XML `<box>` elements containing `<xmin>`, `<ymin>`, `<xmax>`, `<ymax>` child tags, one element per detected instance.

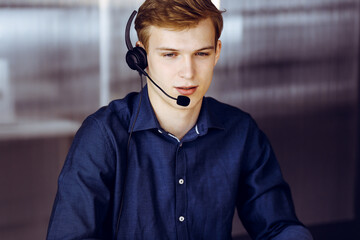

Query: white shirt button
<box><xmin>179</xmin><ymin>216</ymin><xmax>185</xmax><ymax>222</ymax></box>
<box><xmin>179</xmin><ymin>179</ymin><xmax>184</xmax><ymax>184</ymax></box>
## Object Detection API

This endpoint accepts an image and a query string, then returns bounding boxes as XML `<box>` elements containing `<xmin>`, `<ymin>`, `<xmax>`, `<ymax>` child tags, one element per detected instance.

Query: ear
<box><xmin>214</xmin><ymin>40</ymin><xmax>222</xmax><ymax>65</ymax></box>
<box><xmin>136</xmin><ymin>41</ymin><xmax>145</xmax><ymax>49</ymax></box>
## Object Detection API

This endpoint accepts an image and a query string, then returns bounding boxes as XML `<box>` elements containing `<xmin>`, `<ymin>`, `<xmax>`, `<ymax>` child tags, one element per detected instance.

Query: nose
<box><xmin>179</xmin><ymin>56</ymin><xmax>195</xmax><ymax>80</ymax></box>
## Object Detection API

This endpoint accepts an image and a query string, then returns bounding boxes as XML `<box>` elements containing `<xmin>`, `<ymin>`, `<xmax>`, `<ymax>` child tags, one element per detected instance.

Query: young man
<box><xmin>47</xmin><ymin>0</ymin><xmax>313</xmax><ymax>239</ymax></box>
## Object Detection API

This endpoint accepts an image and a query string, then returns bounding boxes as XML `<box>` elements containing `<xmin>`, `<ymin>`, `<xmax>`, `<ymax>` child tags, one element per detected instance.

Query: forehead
<box><xmin>147</xmin><ymin>18</ymin><xmax>216</xmax><ymax>50</ymax></box>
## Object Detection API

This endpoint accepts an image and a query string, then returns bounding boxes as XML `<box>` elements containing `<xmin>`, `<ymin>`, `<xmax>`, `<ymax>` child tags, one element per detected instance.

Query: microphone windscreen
<box><xmin>177</xmin><ymin>96</ymin><xmax>190</xmax><ymax>107</ymax></box>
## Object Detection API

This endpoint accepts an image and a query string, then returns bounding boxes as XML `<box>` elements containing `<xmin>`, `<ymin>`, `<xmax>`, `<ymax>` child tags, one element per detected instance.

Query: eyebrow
<box><xmin>155</xmin><ymin>46</ymin><xmax>215</xmax><ymax>52</ymax></box>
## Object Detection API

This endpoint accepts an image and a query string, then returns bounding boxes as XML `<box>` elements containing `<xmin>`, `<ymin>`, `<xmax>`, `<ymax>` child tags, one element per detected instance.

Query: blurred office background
<box><xmin>0</xmin><ymin>0</ymin><xmax>359</xmax><ymax>239</ymax></box>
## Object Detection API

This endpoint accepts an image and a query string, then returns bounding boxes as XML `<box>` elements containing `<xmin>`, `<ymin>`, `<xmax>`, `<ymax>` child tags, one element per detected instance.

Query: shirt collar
<box><xmin>128</xmin><ymin>85</ymin><xmax>225</xmax><ymax>134</ymax></box>
<box><xmin>195</xmin><ymin>97</ymin><xmax>225</xmax><ymax>136</ymax></box>
<box><xmin>128</xmin><ymin>85</ymin><xmax>160</xmax><ymax>133</ymax></box>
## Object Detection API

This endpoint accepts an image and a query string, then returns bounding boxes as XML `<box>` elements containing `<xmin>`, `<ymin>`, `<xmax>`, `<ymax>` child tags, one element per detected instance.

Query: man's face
<box><xmin>141</xmin><ymin>18</ymin><xmax>221</xmax><ymax>111</ymax></box>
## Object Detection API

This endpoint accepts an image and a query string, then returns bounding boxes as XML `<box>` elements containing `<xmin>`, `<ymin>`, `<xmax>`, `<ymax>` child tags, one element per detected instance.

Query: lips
<box><xmin>175</xmin><ymin>86</ymin><xmax>198</xmax><ymax>96</ymax></box>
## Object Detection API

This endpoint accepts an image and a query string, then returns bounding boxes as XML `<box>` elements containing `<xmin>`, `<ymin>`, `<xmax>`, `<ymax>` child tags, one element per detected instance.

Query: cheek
<box><xmin>155</xmin><ymin>61</ymin><xmax>179</xmax><ymax>78</ymax></box>
<box><xmin>148</xmin><ymin>57</ymin><xmax>162</xmax><ymax>76</ymax></box>
<box><xmin>148</xmin><ymin>61</ymin><xmax>177</xmax><ymax>86</ymax></box>
<box><xmin>199</xmin><ymin>60</ymin><xmax>216</xmax><ymax>76</ymax></box>
<box><xmin>149</xmin><ymin>55</ymin><xmax>168</xmax><ymax>70</ymax></box>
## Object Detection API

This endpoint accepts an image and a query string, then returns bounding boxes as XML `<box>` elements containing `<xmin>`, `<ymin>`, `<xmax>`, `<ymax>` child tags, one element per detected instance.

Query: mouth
<box><xmin>175</xmin><ymin>86</ymin><xmax>198</xmax><ymax>96</ymax></box>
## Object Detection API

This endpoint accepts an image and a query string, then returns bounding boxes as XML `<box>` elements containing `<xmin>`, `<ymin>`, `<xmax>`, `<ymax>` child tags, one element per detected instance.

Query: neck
<box><xmin>158</xmin><ymin>107</ymin><xmax>201</xmax><ymax>140</ymax></box>
<box><xmin>148</xmin><ymin>93</ymin><xmax>202</xmax><ymax>140</ymax></box>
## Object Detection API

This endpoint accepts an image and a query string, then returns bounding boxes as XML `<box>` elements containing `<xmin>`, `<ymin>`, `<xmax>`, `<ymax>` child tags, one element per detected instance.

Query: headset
<box><xmin>125</xmin><ymin>11</ymin><xmax>148</xmax><ymax>73</ymax></box>
<box><xmin>124</xmin><ymin>10</ymin><xmax>190</xmax><ymax>107</ymax></box>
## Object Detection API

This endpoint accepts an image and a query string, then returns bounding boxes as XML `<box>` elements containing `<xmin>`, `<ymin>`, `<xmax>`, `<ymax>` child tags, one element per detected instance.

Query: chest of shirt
<box><xmin>125</xmin><ymin>128</ymin><xmax>246</xmax><ymax>203</ymax></box>
<box><xmin>115</xmin><ymin>128</ymin><xmax>245</xmax><ymax>239</ymax></box>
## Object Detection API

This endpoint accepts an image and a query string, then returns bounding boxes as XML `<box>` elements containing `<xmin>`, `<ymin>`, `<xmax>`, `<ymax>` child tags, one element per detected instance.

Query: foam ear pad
<box><xmin>126</xmin><ymin>46</ymin><xmax>148</xmax><ymax>71</ymax></box>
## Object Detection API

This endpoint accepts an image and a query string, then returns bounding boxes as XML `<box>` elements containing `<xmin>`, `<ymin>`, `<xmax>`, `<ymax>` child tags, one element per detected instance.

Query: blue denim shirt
<box><xmin>47</xmin><ymin>86</ymin><xmax>312</xmax><ymax>240</ymax></box>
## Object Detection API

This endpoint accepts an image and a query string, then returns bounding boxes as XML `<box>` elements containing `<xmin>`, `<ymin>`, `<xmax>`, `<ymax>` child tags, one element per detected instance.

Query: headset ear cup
<box><xmin>126</xmin><ymin>47</ymin><xmax>148</xmax><ymax>72</ymax></box>
<box><xmin>126</xmin><ymin>50</ymin><xmax>139</xmax><ymax>71</ymax></box>
<box><xmin>134</xmin><ymin>46</ymin><xmax>148</xmax><ymax>70</ymax></box>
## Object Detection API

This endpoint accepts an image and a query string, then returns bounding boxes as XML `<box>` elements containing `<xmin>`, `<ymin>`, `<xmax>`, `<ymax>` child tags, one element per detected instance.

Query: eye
<box><xmin>163</xmin><ymin>53</ymin><xmax>177</xmax><ymax>58</ymax></box>
<box><xmin>195</xmin><ymin>52</ymin><xmax>210</xmax><ymax>57</ymax></box>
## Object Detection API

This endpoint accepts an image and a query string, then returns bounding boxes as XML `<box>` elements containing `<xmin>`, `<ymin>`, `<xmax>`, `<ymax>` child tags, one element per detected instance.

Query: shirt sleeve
<box><xmin>46</xmin><ymin>116</ymin><xmax>116</xmax><ymax>240</ymax></box>
<box><xmin>236</xmin><ymin>118</ymin><xmax>312</xmax><ymax>240</ymax></box>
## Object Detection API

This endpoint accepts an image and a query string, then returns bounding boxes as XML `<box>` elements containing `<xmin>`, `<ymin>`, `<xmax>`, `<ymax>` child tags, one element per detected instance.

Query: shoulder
<box><xmin>86</xmin><ymin>92</ymin><xmax>138</xmax><ymax>130</ymax></box>
<box><xmin>72</xmin><ymin>92</ymin><xmax>139</xmax><ymax>150</ymax></box>
<box><xmin>204</xmin><ymin>96</ymin><xmax>255</xmax><ymax>127</ymax></box>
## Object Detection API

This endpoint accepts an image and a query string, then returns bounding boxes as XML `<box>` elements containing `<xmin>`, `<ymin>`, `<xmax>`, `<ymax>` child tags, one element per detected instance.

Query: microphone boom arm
<box><xmin>136</xmin><ymin>66</ymin><xmax>177</xmax><ymax>101</ymax></box>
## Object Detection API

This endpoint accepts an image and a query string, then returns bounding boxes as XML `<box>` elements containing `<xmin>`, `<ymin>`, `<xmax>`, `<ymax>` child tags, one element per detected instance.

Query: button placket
<box><xmin>175</xmin><ymin>143</ymin><xmax>188</xmax><ymax>239</ymax></box>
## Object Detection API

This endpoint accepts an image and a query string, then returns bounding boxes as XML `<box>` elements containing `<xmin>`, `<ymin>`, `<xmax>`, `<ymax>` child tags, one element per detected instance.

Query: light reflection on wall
<box><xmin>0</xmin><ymin>59</ymin><xmax>14</xmax><ymax>123</ymax></box>
<box><xmin>212</xmin><ymin>0</ymin><xmax>221</xmax><ymax>9</ymax></box>
<box><xmin>0</xmin><ymin>7</ymin><xmax>101</xmax><ymax>120</ymax></box>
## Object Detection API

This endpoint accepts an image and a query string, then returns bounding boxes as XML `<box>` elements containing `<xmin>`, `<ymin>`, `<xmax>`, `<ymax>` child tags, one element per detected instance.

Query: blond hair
<box><xmin>134</xmin><ymin>0</ymin><xmax>224</xmax><ymax>50</ymax></box>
